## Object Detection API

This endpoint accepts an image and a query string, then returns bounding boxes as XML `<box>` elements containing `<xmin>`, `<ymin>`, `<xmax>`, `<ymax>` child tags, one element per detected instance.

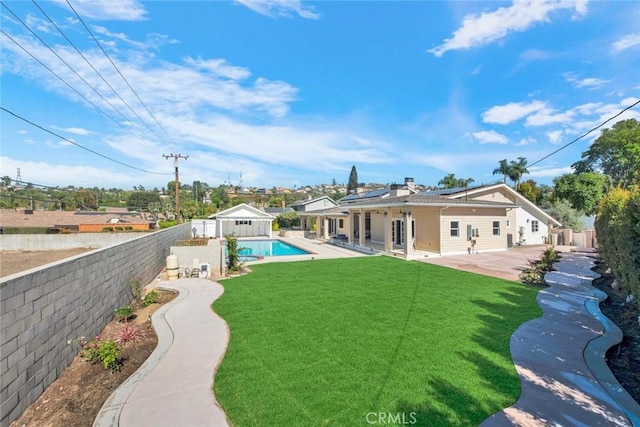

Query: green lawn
<box><xmin>213</xmin><ymin>256</ymin><xmax>541</xmax><ymax>426</ymax></box>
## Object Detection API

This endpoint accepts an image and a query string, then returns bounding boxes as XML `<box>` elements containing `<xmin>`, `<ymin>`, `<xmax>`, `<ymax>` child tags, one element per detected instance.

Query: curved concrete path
<box><xmin>482</xmin><ymin>253</ymin><xmax>640</xmax><ymax>426</ymax></box>
<box><xmin>94</xmin><ymin>278</ymin><xmax>230</xmax><ymax>427</ymax></box>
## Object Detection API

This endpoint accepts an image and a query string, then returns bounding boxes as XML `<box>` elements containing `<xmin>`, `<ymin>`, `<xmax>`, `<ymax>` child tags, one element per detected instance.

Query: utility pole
<box><xmin>163</xmin><ymin>153</ymin><xmax>188</xmax><ymax>224</ymax></box>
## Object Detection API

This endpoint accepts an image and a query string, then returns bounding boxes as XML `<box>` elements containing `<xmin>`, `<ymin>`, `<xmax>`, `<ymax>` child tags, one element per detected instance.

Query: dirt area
<box><xmin>10</xmin><ymin>289</ymin><xmax>177</xmax><ymax>427</ymax></box>
<box><xmin>591</xmin><ymin>262</ymin><xmax>640</xmax><ymax>404</ymax></box>
<box><xmin>0</xmin><ymin>249</ymin><xmax>95</xmax><ymax>278</ymax></box>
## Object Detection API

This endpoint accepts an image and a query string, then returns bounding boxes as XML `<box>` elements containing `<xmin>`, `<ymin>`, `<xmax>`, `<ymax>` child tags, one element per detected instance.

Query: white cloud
<box><xmin>528</xmin><ymin>165</ymin><xmax>573</xmax><ymax>177</ymax></box>
<box><xmin>428</xmin><ymin>0</ymin><xmax>588</xmax><ymax>57</ymax></box>
<box><xmin>53</xmin><ymin>126</ymin><xmax>94</xmax><ymax>136</ymax></box>
<box><xmin>91</xmin><ymin>26</ymin><xmax>178</xmax><ymax>50</ymax></box>
<box><xmin>470</xmin><ymin>130</ymin><xmax>509</xmax><ymax>144</ymax></box>
<box><xmin>52</xmin><ymin>0</ymin><xmax>148</xmax><ymax>21</ymax></box>
<box><xmin>525</xmin><ymin>108</ymin><xmax>574</xmax><ymax>126</ymax></box>
<box><xmin>515</xmin><ymin>137</ymin><xmax>535</xmax><ymax>146</ymax></box>
<box><xmin>546</xmin><ymin>130</ymin><xmax>563</xmax><ymax>144</ymax></box>
<box><xmin>236</xmin><ymin>0</ymin><xmax>320</xmax><ymax>19</ymax></box>
<box><xmin>184</xmin><ymin>57</ymin><xmax>251</xmax><ymax>81</ymax></box>
<box><xmin>612</xmin><ymin>33</ymin><xmax>640</xmax><ymax>52</ymax></box>
<box><xmin>564</xmin><ymin>73</ymin><xmax>610</xmax><ymax>89</ymax></box>
<box><xmin>471</xmin><ymin>65</ymin><xmax>482</xmax><ymax>75</ymax></box>
<box><xmin>482</xmin><ymin>100</ymin><xmax>547</xmax><ymax>125</ymax></box>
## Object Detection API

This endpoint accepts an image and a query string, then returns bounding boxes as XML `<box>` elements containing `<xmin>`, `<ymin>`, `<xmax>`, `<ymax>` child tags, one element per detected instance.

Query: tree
<box><xmin>573</xmin><ymin>118</ymin><xmax>640</xmax><ymax>188</ymax></box>
<box><xmin>508</xmin><ymin>157</ymin><xmax>529</xmax><ymax>190</ymax></box>
<box><xmin>546</xmin><ymin>199</ymin><xmax>584</xmax><ymax>232</ymax></box>
<box><xmin>518</xmin><ymin>179</ymin><xmax>540</xmax><ymax>204</ymax></box>
<box><xmin>438</xmin><ymin>173</ymin><xmax>459</xmax><ymax>189</ymax></box>
<box><xmin>72</xmin><ymin>190</ymin><xmax>97</xmax><ymax>210</ymax></box>
<box><xmin>456</xmin><ymin>177</ymin><xmax>474</xmax><ymax>187</ymax></box>
<box><xmin>552</xmin><ymin>172</ymin><xmax>609</xmax><ymax>215</ymax></box>
<box><xmin>347</xmin><ymin>165</ymin><xmax>358</xmax><ymax>194</ymax></box>
<box><xmin>127</xmin><ymin>191</ymin><xmax>161</xmax><ymax>211</ymax></box>
<box><xmin>492</xmin><ymin>159</ymin><xmax>510</xmax><ymax>184</ymax></box>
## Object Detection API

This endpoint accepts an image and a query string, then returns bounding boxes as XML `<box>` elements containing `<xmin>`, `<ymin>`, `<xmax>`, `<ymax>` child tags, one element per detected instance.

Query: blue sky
<box><xmin>1</xmin><ymin>0</ymin><xmax>639</xmax><ymax>190</ymax></box>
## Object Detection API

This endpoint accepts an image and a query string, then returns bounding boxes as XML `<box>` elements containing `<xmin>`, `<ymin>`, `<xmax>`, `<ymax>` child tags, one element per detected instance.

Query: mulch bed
<box><xmin>591</xmin><ymin>261</ymin><xmax>640</xmax><ymax>404</ymax></box>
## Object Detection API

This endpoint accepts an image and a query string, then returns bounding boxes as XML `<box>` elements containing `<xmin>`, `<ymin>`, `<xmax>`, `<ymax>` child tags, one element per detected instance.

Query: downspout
<box><xmin>439</xmin><ymin>205</ymin><xmax>450</xmax><ymax>256</ymax></box>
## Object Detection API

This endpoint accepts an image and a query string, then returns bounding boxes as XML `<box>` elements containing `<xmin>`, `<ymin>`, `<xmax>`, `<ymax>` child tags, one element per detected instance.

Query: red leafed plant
<box><xmin>115</xmin><ymin>321</ymin><xmax>148</xmax><ymax>348</ymax></box>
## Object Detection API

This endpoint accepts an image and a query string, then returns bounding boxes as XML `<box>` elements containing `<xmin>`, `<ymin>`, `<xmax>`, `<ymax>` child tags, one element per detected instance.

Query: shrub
<box><xmin>175</xmin><ymin>238</ymin><xmax>208</xmax><ymax>246</ymax></box>
<box><xmin>272</xmin><ymin>221</ymin><xmax>280</xmax><ymax>231</ymax></box>
<box><xmin>115</xmin><ymin>226</ymin><xmax>124</xmax><ymax>231</ymax></box>
<box><xmin>115</xmin><ymin>321</ymin><xmax>148</xmax><ymax>348</ymax></box>
<box><xmin>143</xmin><ymin>290</ymin><xmax>158</xmax><ymax>307</ymax></box>
<box><xmin>75</xmin><ymin>336</ymin><xmax>123</xmax><ymax>372</ymax></box>
<box><xmin>114</xmin><ymin>306</ymin><xmax>134</xmax><ymax>322</ymax></box>
<box><xmin>97</xmin><ymin>340</ymin><xmax>122</xmax><ymax>372</ymax></box>
<box><xmin>128</xmin><ymin>277</ymin><xmax>142</xmax><ymax>301</ymax></box>
<box><xmin>159</xmin><ymin>220</ymin><xmax>176</xmax><ymax>229</ymax></box>
<box><xmin>102</xmin><ymin>226</ymin><xmax>114</xmax><ymax>232</ymax></box>
<box><xmin>596</xmin><ymin>187</ymin><xmax>640</xmax><ymax>307</ymax></box>
<box><xmin>226</xmin><ymin>233</ymin><xmax>243</xmax><ymax>273</ymax></box>
<box><xmin>519</xmin><ymin>247</ymin><xmax>559</xmax><ymax>285</ymax></box>
<box><xmin>124</xmin><ymin>226</ymin><xmax>133</xmax><ymax>231</ymax></box>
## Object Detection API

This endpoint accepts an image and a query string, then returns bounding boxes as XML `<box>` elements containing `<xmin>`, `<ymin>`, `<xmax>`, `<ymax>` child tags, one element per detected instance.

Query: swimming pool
<box><xmin>235</xmin><ymin>240</ymin><xmax>310</xmax><ymax>258</ymax></box>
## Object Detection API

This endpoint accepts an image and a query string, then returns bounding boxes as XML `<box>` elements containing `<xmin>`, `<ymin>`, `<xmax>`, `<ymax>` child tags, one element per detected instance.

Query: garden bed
<box><xmin>10</xmin><ymin>289</ymin><xmax>177</xmax><ymax>427</ymax></box>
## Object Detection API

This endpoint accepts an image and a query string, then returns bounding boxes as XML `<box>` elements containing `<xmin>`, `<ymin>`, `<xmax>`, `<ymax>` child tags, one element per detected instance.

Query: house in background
<box><xmin>0</xmin><ymin>209</ymin><xmax>154</xmax><ymax>233</ymax></box>
<box><xmin>205</xmin><ymin>203</ymin><xmax>274</xmax><ymax>238</ymax></box>
<box><xmin>291</xmin><ymin>196</ymin><xmax>339</xmax><ymax>230</ymax></box>
<box><xmin>425</xmin><ymin>183</ymin><xmax>562</xmax><ymax>246</ymax></box>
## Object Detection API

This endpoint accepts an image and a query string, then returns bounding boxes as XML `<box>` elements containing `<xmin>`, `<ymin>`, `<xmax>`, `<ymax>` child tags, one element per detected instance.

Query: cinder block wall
<box><xmin>0</xmin><ymin>223</ymin><xmax>191</xmax><ymax>427</ymax></box>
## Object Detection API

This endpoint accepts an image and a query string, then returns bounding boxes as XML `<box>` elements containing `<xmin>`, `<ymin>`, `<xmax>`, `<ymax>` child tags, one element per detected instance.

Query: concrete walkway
<box><xmin>94</xmin><ymin>278</ymin><xmax>230</xmax><ymax>427</ymax></box>
<box><xmin>482</xmin><ymin>252</ymin><xmax>640</xmax><ymax>426</ymax></box>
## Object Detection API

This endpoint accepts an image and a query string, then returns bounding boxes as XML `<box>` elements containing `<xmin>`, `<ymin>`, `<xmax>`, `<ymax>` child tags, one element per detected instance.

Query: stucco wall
<box><xmin>0</xmin><ymin>223</ymin><xmax>191</xmax><ymax>427</ymax></box>
<box><xmin>413</xmin><ymin>208</ymin><xmax>440</xmax><ymax>253</ymax></box>
<box><xmin>0</xmin><ymin>232</ymin><xmax>149</xmax><ymax>251</ymax></box>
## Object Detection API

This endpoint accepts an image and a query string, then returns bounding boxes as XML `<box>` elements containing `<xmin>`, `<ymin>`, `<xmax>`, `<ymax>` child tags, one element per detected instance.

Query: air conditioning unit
<box><xmin>199</xmin><ymin>263</ymin><xmax>211</xmax><ymax>278</ymax></box>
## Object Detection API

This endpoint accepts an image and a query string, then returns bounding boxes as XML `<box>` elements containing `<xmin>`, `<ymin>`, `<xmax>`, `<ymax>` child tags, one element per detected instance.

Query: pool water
<box><xmin>236</xmin><ymin>240</ymin><xmax>310</xmax><ymax>257</ymax></box>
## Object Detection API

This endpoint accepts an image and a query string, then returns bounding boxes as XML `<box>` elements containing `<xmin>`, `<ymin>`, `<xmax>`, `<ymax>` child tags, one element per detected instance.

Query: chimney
<box><xmin>404</xmin><ymin>177</ymin><xmax>415</xmax><ymax>191</ymax></box>
<box><xmin>389</xmin><ymin>183</ymin><xmax>409</xmax><ymax>197</ymax></box>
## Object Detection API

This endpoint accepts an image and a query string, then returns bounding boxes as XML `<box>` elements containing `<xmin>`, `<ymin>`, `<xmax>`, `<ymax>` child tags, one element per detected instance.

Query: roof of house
<box><xmin>442</xmin><ymin>183</ymin><xmax>562</xmax><ymax>227</ymax></box>
<box><xmin>0</xmin><ymin>209</ymin><xmax>153</xmax><ymax>229</ymax></box>
<box><xmin>209</xmin><ymin>203</ymin><xmax>275</xmax><ymax>219</ymax></box>
<box><xmin>346</xmin><ymin>193</ymin><xmax>516</xmax><ymax>209</ymax></box>
<box><xmin>263</xmin><ymin>207</ymin><xmax>294</xmax><ymax>215</ymax></box>
<box><xmin>297</xmin><ymin>206</ymin><xmax>349</xmax><ymax>216</ymax></box>
<box><xmin>289</xmin><ymin>196</ymin><xmax>338</xmax><ymax>207</ymax></box>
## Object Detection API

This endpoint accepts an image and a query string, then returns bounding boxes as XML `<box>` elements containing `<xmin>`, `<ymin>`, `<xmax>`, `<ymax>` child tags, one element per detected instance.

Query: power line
<box><xmin>30</xmin><ymin>0</ymin><xmax>169</xmax><ymax>146</ymax></box>
<box><xmin>65</xmin><ymin>0</ymin><xmax>173</xmax><ymax>142</ymax></box>
<box><xmin>0</xmin><ymin>28</ymin><xmax>154</xmax><ymax>144</ymax></box>
<box><xmin>1</xmin><ymin>2</ymin><xmax>159</xmax><ymax>144</ymax></box>
<box><xmin>1</xmin><ymin>106</ymin><xmax>172</xmax><ymax>175</ymax></box>
<box><xmin>528</xmin><ymin>98</ymin><xmax>640</xmax><ymax>169</ymax></box>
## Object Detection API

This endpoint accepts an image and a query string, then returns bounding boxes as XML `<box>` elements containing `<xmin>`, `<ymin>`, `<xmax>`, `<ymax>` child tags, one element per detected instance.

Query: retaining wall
<box><xmin>0</xmin><ymin>232</ymin><xmax>149</xmax><ymax>251</ymax></box>
<box><xmin>0</xmin><ymin>223</ymin><xmax>191</xmax><ymax>427</ymax></box>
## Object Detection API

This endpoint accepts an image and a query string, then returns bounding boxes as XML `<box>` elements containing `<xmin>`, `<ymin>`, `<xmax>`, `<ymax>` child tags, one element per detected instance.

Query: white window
<box><xmin>450</xmin><ymin>221</ymin><xmax>459</xmax><ymax>237</ymax></box>
<box><xmin>492</xmin><ymin>221</ymin><xmax>501</xmax><ymax>236</ymax></box>
<box><xmin>531</xmin><ymin>220</ymin><xmax>539</xmax><ymax>233</ymax></box>
<box><xmin>235</xmin><ymin>220</ymin><xmax>252</xmax><ymax>225</ymax></box>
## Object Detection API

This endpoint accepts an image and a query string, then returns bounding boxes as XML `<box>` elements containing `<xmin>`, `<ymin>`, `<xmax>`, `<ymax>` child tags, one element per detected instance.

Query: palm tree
<box><xmin>438</xmin><ymin>173</ymin><xmax>458</xmax><ymax>189</ymax></box>
<box><xmin>456</xmin><ymin>177</ymin><xmax>475</xmax><ymax>188</ymax></box>
<box><xmin>492</xmin><ymin>159</ymin><xmax>510</xmax><ymax>183</ymax></box>
<box><xmin>508</xmin><ymin>157</ymin><xmax>529</xmax><ymax>190</ymax></box>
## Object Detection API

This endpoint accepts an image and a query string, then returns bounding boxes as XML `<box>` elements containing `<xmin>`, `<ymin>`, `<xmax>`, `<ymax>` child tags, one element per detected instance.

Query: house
<box><xmin>0</xmin><ymin>209</ymin><xmax>154</xmax><ymax>233</ymax></box>
<box><xmin>206</xmin><ymin>203</ymin><xmax>274</xmax><ymax>238</ymax></box>
<box><xmin>299</xmin><ymin>181</ymin><xmax>561</xmax><ymax>258</ymax></box>
<box><xmin>424</xmin><ymin>183</ymin><xmax>562</xmax><ymax>246</ymax></box>
<box><xmin>290</xmin><ymin>196</ymin><xmax>339</xmax><ymax>230</ymax></box>
<box><xmin>300</xmin><ymin>185</ymin><xmax>518</xmax><ymax>257</ymax></box>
